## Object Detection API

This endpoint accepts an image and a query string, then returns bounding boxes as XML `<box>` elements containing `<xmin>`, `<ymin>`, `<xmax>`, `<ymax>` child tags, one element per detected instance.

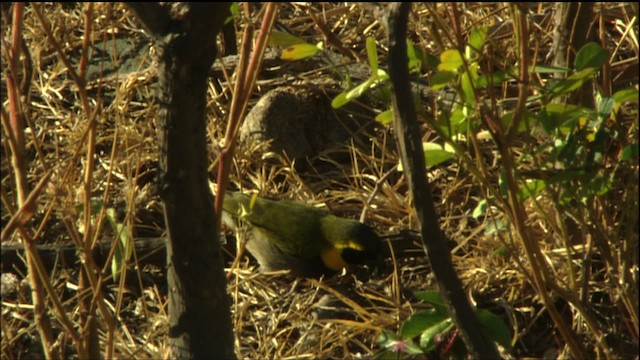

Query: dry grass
<box><xmin>2</xmin><ymin>3</ymin><xmax>638</xmax><ymax>359</ymax></box>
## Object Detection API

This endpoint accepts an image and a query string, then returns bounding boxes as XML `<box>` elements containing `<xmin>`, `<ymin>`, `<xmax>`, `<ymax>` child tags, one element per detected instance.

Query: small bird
<box><xmin>222</xmin><ymin>191</ymin><xmax>381</xmax><ymax>277</ymax></box>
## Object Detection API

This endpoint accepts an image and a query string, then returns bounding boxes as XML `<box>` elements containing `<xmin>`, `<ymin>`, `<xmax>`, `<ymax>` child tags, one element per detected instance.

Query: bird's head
<box><xmin>320</xmin><ymin>219</ymin><xmax>382</xmax><ymax>272</ymax></box>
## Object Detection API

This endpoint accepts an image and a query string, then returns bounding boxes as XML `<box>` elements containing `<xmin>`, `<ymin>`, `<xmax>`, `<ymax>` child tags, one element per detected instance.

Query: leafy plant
<box><xmin>274</xmin><ymin>17</ymin><xmax>638</xmax><ymax>358</ymax></box>
<box><xmin>363</xmin><ymin>20</ymin><xmax>637</xmax><ymax>357</ymax></box>
<box><xmin>375</xmin><ymin>290</ymin><xmax>511</xmax><ymax>359</ymax></box>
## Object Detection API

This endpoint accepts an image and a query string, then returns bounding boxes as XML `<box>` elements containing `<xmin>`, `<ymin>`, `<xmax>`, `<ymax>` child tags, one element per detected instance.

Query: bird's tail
<box><xmin>208</xmin><ymin>181</ymin><xmax>249</xmax><ymax>215</ymax></box>
<box><xmin>221</xmin><ymin>191</ymin><xmax>254</xmax><ymax>217</ymax></box>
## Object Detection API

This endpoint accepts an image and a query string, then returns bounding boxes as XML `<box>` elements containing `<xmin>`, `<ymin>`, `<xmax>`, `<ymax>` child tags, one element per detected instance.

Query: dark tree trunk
<box><xmin>127</xmin><ymin>3</ymin><xmax>235</xmax><ymax>359</ymax></box>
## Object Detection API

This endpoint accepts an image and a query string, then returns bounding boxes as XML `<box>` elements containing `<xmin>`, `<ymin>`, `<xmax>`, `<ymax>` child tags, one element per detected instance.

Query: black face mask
<box><xmin>340</xmin><ymin>247</ymin><xmax>380</xmax><ymax>265</ymax></box>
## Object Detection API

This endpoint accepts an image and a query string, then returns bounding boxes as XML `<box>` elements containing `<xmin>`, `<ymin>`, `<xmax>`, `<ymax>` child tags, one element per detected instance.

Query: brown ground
<box><xmin>1</xmin><ymin>3</ymin><xmax>638</xmax><ymax>359</ymax></box>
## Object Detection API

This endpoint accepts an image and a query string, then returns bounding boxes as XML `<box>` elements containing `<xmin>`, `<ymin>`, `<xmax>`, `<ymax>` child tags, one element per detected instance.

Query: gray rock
<box><xmin>240</xmin><ymin>86</ymin><xmax>372</xmax><ymax>161</ymax></box>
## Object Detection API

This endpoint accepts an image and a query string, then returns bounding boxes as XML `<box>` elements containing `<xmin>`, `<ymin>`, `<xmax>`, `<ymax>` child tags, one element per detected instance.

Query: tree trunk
<box><xmin>552</xmin><ymin>2</ymin><xmax>597</xmax><ymax>107</ymax></box>
<box><xmin>127</xmin><ymin>3</ymin><xmax>235</xmax><ymax>358</ymax></box>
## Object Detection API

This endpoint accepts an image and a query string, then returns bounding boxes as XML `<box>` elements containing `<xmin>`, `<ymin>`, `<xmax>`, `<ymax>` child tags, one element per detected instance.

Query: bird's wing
<box><xmin>223</xmin><ymin>192</ymin><xmax>329</xmax><ymax>257</ymax></box>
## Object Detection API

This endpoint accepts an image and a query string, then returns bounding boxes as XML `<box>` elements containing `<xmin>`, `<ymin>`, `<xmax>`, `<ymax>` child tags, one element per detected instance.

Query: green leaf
<box><xmin>225</xmin><ymin>3</ymin><xmax>240</xmax><ymax>24</ymax></box>
<box><xmin>376</xmin><ymin>329</ymin><xmax>399</xmax><ymax>344</ymax></box>
<box><xmin>544</xmin><ymin>103</ymin><xmax>585</xmax><ymax>117</ymax></box>
<box><xmin>269</xmin><ymin>30</ymin><xmax>308</xmax><ymax>46</ymax></box>
<box><xmin>332</xmin><ymin>78</ymin><xmax>374</xmax><ymax>108</ymax></box>
<box><xmin>549</xmin><ymin>68</ymin><xmax>597</xmax><ymax>96</ymax></box>
<box><xmin>529</xmin><ymin>64</ymin><xmax>570</xmax><ymax>74</ymax></box>
<box><xmin>584</xmin><ymin>175</ymin><xmax>613</xmax><ymax>197</ymax></box>
<box><xmin>425</xmin><ymin>53</ymin><xmax>440</xmax><ymax>70</ymax></box>
<box><xmin>476</xmin><ymin>309</ymin><xmax>512</xmax><ymax>350</ymax></box>
<box><xmin>501</xmin><ymin>111</ymin><xmax>535</xmax><ymax>134</ymax></box>
<box><xmin>542</xmin><ymin>103</ymin><xmax>588</xmax><ymax>134</ymax></box>
<box><xmin>75</xmin><ymin>199</ymin><xmax>104</xmax><ymax>215</ymax></box>
<box><xmin>423</xmin><ymin>142</ymin><xmax>455</xmax><ymax>168</ymax></box>
<box><xmin>472</xmin><ymin>199</ymin><xmax>487</xmax><ymax>219</ymax></box>
<box><xmin>485</xmin><ymin>218</ymin><xmax>507</xmax><ymax>235</ymax></box>
<box><xmin>401</xmin><ymin>309</ymin><xmax>449</xmax><ymax>339</ymax></box>
<box><xmin>430</xmin><ymin>71</ymin><xmax>456</xmax><ymax>90</ymax></box>
<box><xmin>414</xmin><ymin>290</ymin><xmax>449</xmax><ymax>315</ymax></box>
<box><xmin>376</xmin><ymin>110</ymin><xmax>393</xmax><ymax>125</ymax></box>
<box><xmin>612</xmin><ymin>87</ymin><xmax>639</xmax><ymax>114</ymax></box>
<box><xmin>460</xmin><ymin>62</ymin><xmax>479</xmax><ymax>107</ymax></box>
<box><xmin>476</xmin><ymin>71</ymin><xmax>508</xmax><ymax>88</ymax></box>
<box><xmin>419</xmin><ymin>318</ymin><xmax>453</xmax><ymax>351</ymax></box>
<box><xmin>407</xmin><ymin>39</ymin><xmax>422</xmax><ymax>73</ymax></box>
<box><xmin>517</xmin><ymin>179</ymin><xmax>547</xmax><ymax>202</ymax></box>
<box><xmin>376</xmin><ymin>68</ymin><xmax>389</xmax><ymax>78</ymax></box>
<box><xmin>438</xmin><ymin>49</ymin><xmax>463</xmax><ymax>72</ymax></box>
<box><xmin>491</xmin><ymin>245</ymin><xmax>509</xmax><ymax>257</ymax></box>
<box><xmin>621</xmin><ymin>144</ymin><xmax>638</xmax><ymax>161</ymax></box>
<box><xmin>402</xmin><ymin>341</ymin><xmax>425</xmax><ymax>355</ymax></box>
<box><xmin>346</xmin><ymin>77</ymin><xmax>377</xmax><ymax>100</ymax></box>
<box><xmin>447</xmin><ymin>105</ymin><xmax>468</xmax><ymax>135</ymax></box>
<box><xmin>612</xmin><ymin>87</ymin><xmax>639</xmax><ymax>105</ymax></box>
<box><xmin>538</xmin><ymin>108</ymin><xmax>556</xmax><ymax>134</ymax></box>
<box><xmin>574</xmin><ymin>42</ymin><xmax>608</xmax><ymax>71</ymax></box>
<box><xmin>596</xmin><ymin>96</ymin><xmax>615</xmax><ymax>119</ymax></box>
<box><xmin>367</xmin><ymin>37</ymin><xmax>379</xmax><ymax>74</ymax></box>
<box><xmin>331</xmin><ymin>74</ymin><xmax>389</xmax><ymax>109</ymax></box>
<box><xmin>332</xmin><ymin>91</ymin><xmax>349</xmax><ymax>109</ymax></box>
<box><xmin>281</xmin><ymin>43</ymin><xmax>321</xmax><ymax>61</ymax></box>
<box><xmin>468</xmin><ymin>26</ymin><xmax>488</xmax><ymax>56</ymax></box>
<box><xmin>107</xmin><ymin>207</ymin><xmax>131</xmax><ymax>281</ymax></box>
<box><xmin>500</xmin><ymin>112</ymin><xmax>514</xmax><ymax>133</ymax></box>
<box><xmin>331</xmin><ymin>72</ymin><xmax>389</xmax><ymax>108</ymax></box>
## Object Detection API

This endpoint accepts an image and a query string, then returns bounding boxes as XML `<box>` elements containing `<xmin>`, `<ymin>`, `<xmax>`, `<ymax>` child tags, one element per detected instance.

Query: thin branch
<box><xmin>387</xmin><ymin>3</ymin><xmax>501</xmax><ymax>358</ymax></box>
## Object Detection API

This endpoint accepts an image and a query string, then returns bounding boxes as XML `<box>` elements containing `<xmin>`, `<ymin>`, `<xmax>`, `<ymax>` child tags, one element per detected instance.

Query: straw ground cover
<box><xmin>2</xmin><ymin>3</ymin><xmax>638</xmax><ymax>358</ymax></box>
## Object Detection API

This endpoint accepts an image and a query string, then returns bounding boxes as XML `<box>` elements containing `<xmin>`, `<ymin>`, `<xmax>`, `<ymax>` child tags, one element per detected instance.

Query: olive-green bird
<box><xmin>222</xmin><ymin>191</ymin><xmax>381</xmax><ymax>277</ymax></box>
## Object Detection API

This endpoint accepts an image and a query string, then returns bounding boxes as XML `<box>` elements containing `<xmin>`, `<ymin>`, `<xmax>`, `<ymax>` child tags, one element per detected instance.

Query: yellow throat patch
<box><xmin>320</xmin><ymin>246</ymin><xmax>348</xmax><ymax>271</ymax></box>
